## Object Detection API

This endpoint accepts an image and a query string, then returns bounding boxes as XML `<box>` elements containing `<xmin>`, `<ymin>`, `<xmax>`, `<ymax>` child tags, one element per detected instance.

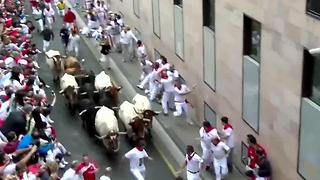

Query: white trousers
<box><xmin>36</xmin><ymin>19</ymin><xmax>44</xmax><ymax>32</ymax></box>
<box><xmin>148</xmin><ymin>81</ymin><xmax>160</xmax><ymax>101</ymax></box>
<box><xmin>161</xmin><ymin>91</ymin><xmax>174</xmax><ymax>113</ymax></box>
<box><xmin>130</xmin><ymin>168</ymin><xmax>145</xmax><ymax>180</ymax></box>
<box><xmin>173</xmin><ymin>101</ymin><xmax>192</xmax><ymax>123</ymax></box>
<box><xmin>201</xmin><ymin>146</ymin><xmax>213</xmax><ymax>167</ymax></box>
<box><xmin>43</xmin><ymin>40</ymin><xmax>50</xmax><ymax>52</ymax></box>
<box><xmin>213</xmin><ymin>158</ymin><xmax>228</xmax><ymax>180</ymax></box>
<box><xmin>65</xmin><ymin>22</ymin><xmax>74</xmax><ymax>30</ymax></box>
<box><xmin>187</xmin><ymin>171</ymin><xmax>200</xmax><ymax>180</ymax></box>
<box><xmin>59</xmin><ymin>9</ymin><xmax>65</xmax><ymax>16</ymax></box>
<box><xmin>139</xmin><ymin>73</ymin><xmax>151</xmax><ymax>89</ymax></box>
<box><xmin>46</xmin><ymin>17</ymin><xmax>54</xmax><ymax>29</ymax></box>
<box><xmin>121</xmin><ymin>43</ymin><xmax>130</xmax><ymax>62</ymax></box>
<box><xmin>100</xmin><ymin>54</ymin><xmax>110</xmax><ymax>68</ymax></box>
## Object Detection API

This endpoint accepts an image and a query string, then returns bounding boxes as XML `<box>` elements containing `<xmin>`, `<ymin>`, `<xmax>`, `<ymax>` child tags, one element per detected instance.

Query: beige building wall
<box><xmin>109</xmin><ymin>0</ymin><xmax>320</xmax><ymax>179</ymax></box>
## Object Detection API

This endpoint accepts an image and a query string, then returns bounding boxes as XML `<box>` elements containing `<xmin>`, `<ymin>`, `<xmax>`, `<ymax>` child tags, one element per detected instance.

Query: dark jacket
<box><xmin>41</xmin><ymin>28</ymin><xmax>54</xmax><ymax>41</ymax></box>
<box><xmin>60</xmin><ymin>27</ymin><xmax>69</xmax><ymax>45</ymax></box>
<box><xmin>0</xmin><ymin>110</ymin><xmax>27</xmax><ymax>137</ymax></box>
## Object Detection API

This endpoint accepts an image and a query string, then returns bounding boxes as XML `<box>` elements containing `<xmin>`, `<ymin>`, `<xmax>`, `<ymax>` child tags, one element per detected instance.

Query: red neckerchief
<box><xmin>205</xmin><ymin>126</ymin><xmax>214</xmax><ymax>133</ymax></box>
<box><xmin>223</xmin><ymin>124</ymin><xmax>233</xmax><ymax>130</ymax></box>
<box><xmin>187</xmin><ymin>152</ymin><xmax>195</xmax><ymax>161</ymax></box>
<box><xmin>136</xmin><ymin>146</ymin><xmax>144</xmax><ymax>152</ymax></box>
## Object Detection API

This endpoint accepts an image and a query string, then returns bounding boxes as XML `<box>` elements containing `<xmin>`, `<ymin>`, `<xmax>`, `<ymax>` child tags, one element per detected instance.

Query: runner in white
<box><xmin>123</xmin><ymin>140</ymin><xmax>153</xmax><ymax>180</ymax></box>
<box><xmin>178</xmin><ymin>145</ymin><xmax>203</xmax><ymax>180</ymax></box>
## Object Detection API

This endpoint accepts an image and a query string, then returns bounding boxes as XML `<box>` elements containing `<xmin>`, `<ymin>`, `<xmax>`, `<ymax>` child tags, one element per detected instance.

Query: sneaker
<box><xmin>136</xmin><ymin>85</ymin><xmax>144</xmax><ymax>90</ymax></box>
<box><xmin>62</xmin><ymin>159</ymin><xmax>69</xmax><ymax>165</ymax></box>
<box><xmin>59</xmin><ymin>162</ymin><xmax>66</xmax><ymax>169</ymax></box>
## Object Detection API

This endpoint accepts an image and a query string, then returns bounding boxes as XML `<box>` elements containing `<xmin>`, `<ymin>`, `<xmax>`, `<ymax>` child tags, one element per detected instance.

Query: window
<box><xmin>307</xmin><ymin>0</ymin><xmax>320</xmax><ymax>17</ymax></box>
<box><xmin>302</xmin><ymin>49</ymin><xmax>320</xmax><ymax>106</ymax></box>
<box><xmin>204</xmin><ymin>102</ymin><xmax>216</xmax><ymax>126</ymax></box>
<box><xmin>133</xmin><ymin>0</ymin><xmax>140</xmax><ymax>17</ymax></box>
<box><xmin>174</xmin><ymin>4</ymin><xmax>184</xmax><ymax>59</ymax></box>
<box><xmin>203</xmin><ymin>0</ymin><xmax>215</xmax><ymax>30</ymax></box>
<box><xmin>243</xmin><ymin>15</ymin><xmax>261</xmax><ymax>63</ymax></box>
<box><xmin>174</xmin><ymin>0</ymin><xmax>182</xmax><ymax>7</ymax></box>
<box><xmin>203</xmin><ymin>26</ymin><xmax>216</xmax><ymax>89</ymax></box>
<box><xmin>241</xmin><ymin>142</ymin><xmax>248</xmax><ymax>165</ymax></box>
<box><xmin>152</xmin><ymin>0</ymin><xmax>161</xmax><ymax>37</ymax></box>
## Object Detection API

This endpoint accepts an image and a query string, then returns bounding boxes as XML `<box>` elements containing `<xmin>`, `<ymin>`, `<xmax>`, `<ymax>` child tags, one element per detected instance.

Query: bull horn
<box><xmin>104</xmin><ymin>86</ymin><xmax>112</xmax><ymax>91</ymax></box>
<box><xmin>95</xmin><ymin>134</ymin><xmax>107</xmax><ymax>139</ymax></box>
<box><xmin>118</xmin><ymin>132</ymin><xmax>127</xmax><ymax>135</ymax></box>
<box><xmin>94</xmin><ymin>106</ymin><xmax>103</xmax><ymax>109</ymax></box>
<box><xmin>79</xmin><ymin>109</ymin><xmax>88</xmax><ymax>116</ymax></box>
<box><xmin>112</xmin><ymin>107</ymin><xmax>119</xmax><ymax>110</ymax></box>
<box><xmin>75</xmin><ymin>87</ymin><xmax>80</xmax><ymax>89</ymax></box>
<box><xmin>154</xmin><ymin>111</ymin><xmax>162</xmax><ymax>114</ymax></box>
<box><xmin>93</xmin><ymin>90</ymin><xmax>99</xmax><ymax>93</ymax></box>
<box><xmin>143</xmin><ymin>118</ymin><xmax>151</xmax><ymax>122</ymax></box>
<box><xmin>80</xmin><ymin>92</ymin><xmax>87</xmax><ymax>95</ymax></box>
<box><xmin>59</xmin><ymin>89</ymin><xmax>64</xmax><ymax>94</ymax></box>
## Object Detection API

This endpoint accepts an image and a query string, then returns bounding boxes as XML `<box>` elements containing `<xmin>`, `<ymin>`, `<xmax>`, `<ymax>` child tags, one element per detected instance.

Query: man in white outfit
<box><xmin>160</xmin><ymin>70</ymin><xmax>175</xmax><ymax>115</ymax></box>
<box><xmin>173</xmin><ymin>81</ymin><xmax>194</xmax><ymax>125</ymax></box>
<box><xmin>43</xmin><ymin>6</ymin><xmax>55</xmax><ymax>29</ymax></box>
<box><xmin>199</xmin><ymin>121</ymin><xmax>219</xmax><ymax>170</ymax></box>
<box><xmin>68</xmin><ymin>31</ymin><xmax>80</xmax><ymax>57</ymax></box>
<box><xmin>124</xmin><ymin>140</ymin><xmax>153</xmax><ymax>180</ymax></box>
<box><xmin>120</xmin><ymin>26</ymin><xmax>137</xmax><ymax>62</ymax></box>
<box><xmin>136</xmin><ymin>40</ymin><xmax>146</xmax><ymax>61</ymax></box>
<box><xmin>139</xmin><ymin>55</ymin><xmax>153</xmax><ymax>82</ymax></box>
<box><xmin>211</xmin><ymin>137</ymin><xmax>230</xmax><ymax>180</ymax></box>
<box><xmin>140</xmin><ymin>62</ymin><xmax>163</xmax><ymax>101</ymax></box>
<box><xmin>179</xmin><ymin>145</ymin><xmax>203</xmax><ymax>180</ymax></box>
<box><xmin>156</xmin><ymin>56</ymin><xmax>170</xmax><ymax>70</ymax></box>
<box><xmin>32</xmin><ymin>6</ymin><xmax>44</xmax><ymax>32</ymax></box>
<box><xmin>61</xmin><ymin>160</ymin><xmax>80</xmax><ymax>180</ymax></box>
<box><xmin>220</xmin><ymin>116</ymin><xmax>235</xmax><ymax>172</ymax></box>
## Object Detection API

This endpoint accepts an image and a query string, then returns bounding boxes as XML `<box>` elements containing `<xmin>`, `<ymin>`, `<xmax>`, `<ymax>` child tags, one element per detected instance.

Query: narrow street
<box><xmin>26</xmin><ymin>4</ymin><xmax>175</xmax><ymax>180</ymax></box>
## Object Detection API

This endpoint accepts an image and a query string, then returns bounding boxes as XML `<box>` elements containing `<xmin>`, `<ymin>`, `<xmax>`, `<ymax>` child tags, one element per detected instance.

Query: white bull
<box><xmin>59</xmin><ymin>73</ymin><xmax>79</xmax><ymax>92</ymax></box>
<box><xmin>95</xmin><ymin>106</ymin><xmax>123</xmax><ymax>152</ymax></box>
<box><xmin>132</xmin><ymin>93</ymin><xmax>151</xmax><ymax>114</ymax></box>
<box><xmin>118</xmin><ymin>101</ymin><xmax>140</xmax><ymax>136</ymax></box>
<box><xmin>94</xmin><ymin>71</ymin><xmax>112</xmax><ymax>91</ymax></box>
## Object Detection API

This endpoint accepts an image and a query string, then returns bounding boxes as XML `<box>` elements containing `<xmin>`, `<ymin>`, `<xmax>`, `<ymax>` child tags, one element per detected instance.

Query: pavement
<box><xmin>65</xmin><ymin>2</ymin><xmax>247</xmax><ymax>180</ymax></box>
<box><xmin>25</xmin><ymin>2</ymin><xmax>174</xmax><ymax>180</ymax></box>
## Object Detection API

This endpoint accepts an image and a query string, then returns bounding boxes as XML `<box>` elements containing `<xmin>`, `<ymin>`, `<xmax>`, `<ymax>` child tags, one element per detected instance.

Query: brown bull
<box><xmin>64</xmin><ymin>56</ymin><xmax>81</xmax><ymax>75</ymax></box>
<box><xmin>129</xmin><ymin>110</ymin><xmax>158</xmax><ymax>142</ymax></box>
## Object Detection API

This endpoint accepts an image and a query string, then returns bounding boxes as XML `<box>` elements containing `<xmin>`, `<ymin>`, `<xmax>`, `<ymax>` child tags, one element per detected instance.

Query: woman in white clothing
<box><xmin>68</xmin><ymin>31</ymin><xmax>80</xmax><ymax>57</ymax></box>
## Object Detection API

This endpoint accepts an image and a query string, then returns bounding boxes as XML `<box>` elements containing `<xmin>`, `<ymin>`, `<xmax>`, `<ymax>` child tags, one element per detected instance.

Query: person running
<box><xmin>99</xmin><ymin>38</ymin><xmax>111</xmax><ymax>69</ymax></box>
<box><xmin>76</xmin><ymin>154</ymin><xmax>99</xmax><ymax>180</ymax></box>
<box><xmin>178</xmin><ymin>145</ymin><xmax>203</xmax><ymax>180</ymax></box>
<box><xmin>123</xmin><ymin>139</ymin><xmax>153</xmax><ymax>180</ymax></box>
<box><xmin>60</xmin><ymin>24</ymin><xmax>70</xmax><ymax>55</ymax></box>
<box><xmin>68</xmin><ymin>30</ymin><xmax>80</xmax><ymax>57</ymax></box>
<box><xmin>64</xmin><ymin>8</ymin><xmax>76</xmax><ymax>30</ymax></box>
<box><xmin>32</xmin><ymin>5</ymin><xmax>44</xmax><ymax>32</ymax></box>
<box><xmin>99</xmin><ymin>167</ymin><xmax>112</xmax><ymax>180</ymax></box>
<box><xmin>40</xmin><ymin>26</ymin><xmax>54</xmax><ymax>52</ymax></box>
<box><xmin>43</xmin><ymin>5</ymin><xmax>55</xmax><ymax>29</ymax></box>
<box><xmin>56</xmin><ymin>0</ymin><xmax>66</xmax><ymax>17</ymax></box>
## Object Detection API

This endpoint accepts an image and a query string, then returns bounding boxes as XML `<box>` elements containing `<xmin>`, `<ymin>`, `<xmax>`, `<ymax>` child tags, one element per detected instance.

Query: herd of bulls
<box><xmin>46</xmin><ymin>53</ymin><xmax>159</xmax><ymax>153</ymax></box>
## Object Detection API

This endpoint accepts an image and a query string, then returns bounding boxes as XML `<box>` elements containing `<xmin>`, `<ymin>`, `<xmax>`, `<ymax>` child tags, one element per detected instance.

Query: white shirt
<box><xmin>186</xmin><ymin>152</ymin><xmax>203</xmax><ymax>172</ymax></box>
<box><xmin>211</xmin><ymin>141</ymin><xmax>230</xmax><ymax>160</ymax></box>
<box><xmin>120</xmin><ymin>30</ymin><xmax>137</xmax><ymax>44</ymax></box>
<box><xmin>124</xmin><ymin>147</ymin><xmax>149</xmax><ymax>170</ymax></box>
<box><xmin>137</xmin><ymin>45</ymin><xmax>146</xmax><ymax>58</ymax></box>
<box><xmin>199</xmin><ymin>127</ymin><xmax>219</xmax><ymax>149</ymax></box>
<box><xmin>32</xmin><ymin>8</ymin><xmax>42</xmax><ymax>19</ymax></box>
<box><xmin>156</xmin><ymin>59</ymin><xmax>171</xmax><ymax>70</ymax></box>
<box><xmin>99</xmin><ymin>175</ymin><xmax>111</xmax><ymax>180</ymax></box>
<box><xmin>160</xmin><ymin>76</ymin><xmax>175</xmax><ymax>92</ymax></box>
<box><xmin>44</xmin><ymin>8</ymin><xmax>55</xmax><ymax>19</ymax></box>
<box><xmin>69</xmin><ymin>34</ymin><xmax>80</xmax><ymax>47</ymax></box>
<box><xmin>3</xmin><ymin>163</ymin><xmax>16</xmax><ymax>175</ymax></box>
<box><xmin>222</xmin><ymin>126</ymin><xmax>235</xmax><ymax>148</ymax></box>
<box><xmin>61</xmin><ymin>168</ymin><xmax>80</xmax><ymax>180</ymax></box>
<box><xmin>140</xmin><ymin>60</ymin><xmax>153</xmax><ymax>74</ymax></box>
<box><xmin>174</xmin><ymin>84</ymin><xmax>190</xmax><ymax>102</ymax></box>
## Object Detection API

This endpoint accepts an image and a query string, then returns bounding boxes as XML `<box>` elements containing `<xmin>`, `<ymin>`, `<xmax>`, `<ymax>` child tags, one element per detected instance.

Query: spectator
<box><xmin>76</xmin><ymin>154</ymin><xmax>98</xmax><ymax>180</ymax></box>
<box><xmin>61</xmin><ymin>160</ymin><xmax>80</xmax><ymax>180</ymax></box>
